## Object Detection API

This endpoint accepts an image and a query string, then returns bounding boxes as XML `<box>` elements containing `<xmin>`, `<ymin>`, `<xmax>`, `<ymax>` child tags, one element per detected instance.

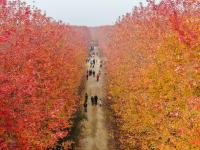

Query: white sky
<box><xmin>23</xmin><ymin>0</ymin><xmax>152</xmax><ymax>26</ymax></box>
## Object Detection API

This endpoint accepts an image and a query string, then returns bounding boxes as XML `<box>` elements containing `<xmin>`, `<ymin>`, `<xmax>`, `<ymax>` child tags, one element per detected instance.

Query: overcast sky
<box><xmin>24</xmin><ymin>0</ymin><xmax>150</xmax><ymax>26</ymax></box>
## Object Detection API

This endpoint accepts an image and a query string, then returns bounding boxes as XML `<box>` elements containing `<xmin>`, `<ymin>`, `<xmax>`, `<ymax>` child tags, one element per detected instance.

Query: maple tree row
<box><xmin>96</xmin><ymin>0</ymin><xmax>200</xmax><ymax>149</ymax></box>
<box><xmin>0</xmin><ymin>0</ymin><xmax>90</xmax><ymax>149</ymax></box>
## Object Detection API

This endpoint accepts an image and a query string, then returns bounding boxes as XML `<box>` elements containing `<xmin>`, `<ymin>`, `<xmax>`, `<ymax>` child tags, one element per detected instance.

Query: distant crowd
<box><xmin>83</xmin><ymin>45</ymin><xmax>104</xmax><ymax>112</ymax></box>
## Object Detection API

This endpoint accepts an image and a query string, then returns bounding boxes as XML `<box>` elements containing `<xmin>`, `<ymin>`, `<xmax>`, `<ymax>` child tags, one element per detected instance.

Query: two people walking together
<box><xmin>84</xmin><ymin>93</ymin><xmax>102</xmax><ymax>112</ymax></box>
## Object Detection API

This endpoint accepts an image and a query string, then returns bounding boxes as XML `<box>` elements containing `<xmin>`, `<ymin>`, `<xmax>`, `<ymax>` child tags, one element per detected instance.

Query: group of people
<box><xmin>83</xmin><ymin>45</ymin><xmax>103</xmax><ymax>112</ymax></box>
<box><xmin>84</xmin><ymin>93</ymin><xmax>102</xmax><ymax>112</ymax></box>
<box><xmin>86</xmin><ymin>57</ymin><xmax>96</xmax><ymax>68</ymax></box>
<box><xmin>86</xmin><ymin>69</ymin><xmax>101</xmax><ymax>82</ymax></box>
<box><xmin>86</xmin><ymin>50</ymin><xmax>102</xmax><ymax>82</ymax></box>
<box><xmin>91</xmin><ymin>95</ymin><xmax>98</xmax><ymax>106</ymax></box>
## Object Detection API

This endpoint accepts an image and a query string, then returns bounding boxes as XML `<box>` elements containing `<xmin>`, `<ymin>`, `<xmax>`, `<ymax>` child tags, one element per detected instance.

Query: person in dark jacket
<box><xmin>86</xmin><ymin>74</ymin><xmax>88</xmax><ymax>80</ymax></box>
<box><xmin>93</xmin><ymin>70</ymin><xmax>95</xmax><ymax>77</ymax></box>
<box><xmin>84</xmin><ymin>102</ymin><xmax>87</xmax><ymax>112</ymax></box>
<box><xmin>89</xmin><ymin>70</ymin><xmax>92</xmax><ymax>76</ymax></box>
<box><xmin>94</xmin><ymin>95</ymin><xmax>98</xmax><ymax>105</ymax></box>
<box><xmin>85</xmin><ymin>93</ymin><xmax>88</xmax><ymax>102</ymax></box>
<box><xmin>91</xmin><ymin>96</ymin><xmax>94</xmax><ymax>105</ymax></box>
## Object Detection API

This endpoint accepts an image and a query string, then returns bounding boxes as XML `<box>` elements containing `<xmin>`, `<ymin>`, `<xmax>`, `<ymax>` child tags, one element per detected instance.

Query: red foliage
<box><xmin>0</xmin><ymin>1</ymin><xmax>90</xmax><ymax>149</ymax></box>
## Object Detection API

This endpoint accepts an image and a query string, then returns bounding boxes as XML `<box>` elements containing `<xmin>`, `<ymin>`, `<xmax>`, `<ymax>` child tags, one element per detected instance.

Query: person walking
<box><xmin>100</xmin><ymin>60</ymin><xmax>103</xmax><ymax>68</ymax></box>
<box><xmin>85</xmin><ymin>93</ymin><xmax>88</xmax><ymax>102</ymax></box>
<box><xmin>90</xmin><ymin>61</ymin><xmax>93</xmax><ymax>68</ymax></box>
<box><xmin>89</xmin><ymin>70</ymin><xmax>92</xmax><ymax>76</ymax></box>
<box><xmin>94</xmin><ymin>95</ymin><xmax>98</xmax><ymax>105</ymax></box>
<box><xmin>96</xmin><ymin>73</ymin><xmax>100</xmax><ymax>82</ymax></box>
<box><xmin>90</xmin><ymin>45</ymin><xmax>94</xmax><ymax>51</ymax></box>
<box><xmin>93</xmin><ymin>70</ymin><xmax>95</xmax><ymax>77</ymax></box>
<box><xmin>86</xmin><ymin>74</ymin><xmax>88</xmax><ymax>80</ymax></box>
<box><xmin>91</xmin><ymin>96</ymin><xmax>94</xmax><ymax>105</ymax></box>
<box><xmin>84</xmin><ymin>102</ymin><xmax>87</xmax><ymax>112</ymax></box>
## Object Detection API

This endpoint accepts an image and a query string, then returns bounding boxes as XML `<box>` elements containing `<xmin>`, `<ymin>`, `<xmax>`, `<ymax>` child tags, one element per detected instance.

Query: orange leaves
<box><xmin>95</xmin><ymin>0</ymin><xmax>200</xmax><ymax>149</ymax></box>
<box><xmin>188</xmin><ymin>97</ymin><xmax>200</xmax><ymax>111</ymax></box>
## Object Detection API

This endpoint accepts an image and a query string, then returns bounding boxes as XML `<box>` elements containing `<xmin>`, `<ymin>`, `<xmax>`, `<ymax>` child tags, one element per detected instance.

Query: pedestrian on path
<box><xmin>91</xmin><ymin>96</ymin><xmax>94</xmax><ymax>105</ymax></box>
<box><xmin>93</xmin><ymin>70</ymin><xmax>95</xmax><ymax>77</ymax></box>
<box><xmin>86</xmin><ymin>74</ymin><xmax>88</xmax><ymax>80</ymax></box>
<box><xmin>85</xmin><ymin>93</ymin><xmax>88</xmax><ymax>102</ymax></box>
<box><xmin>89</xmin><ymin>70</ymin><xmax>92</xmax><ymax>76</ymax></box>
<box><xmin>90</xmin><ymin>61</ymin><xmax>93</xmax><ymax>67</ymax></box>
<box><xmin>84</xmin><ymin>102</ymin><xmax>87</xmax><ymax>112</ymax></box>
<box><xmin>94</xmin><ymin>95</ymin><xmax>98</xmax><ymax>105</ymax></box>
<box><xmin>96</xmin><ymin>73</ymin><xmax>100</xmax><ymax>82</ymax></box>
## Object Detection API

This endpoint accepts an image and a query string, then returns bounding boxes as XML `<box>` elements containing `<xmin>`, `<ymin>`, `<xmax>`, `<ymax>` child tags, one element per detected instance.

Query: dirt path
<box><xmin>76</xmin><ymin>46</ymin><xmax>110</xmax><ymax>150</ymax></box>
